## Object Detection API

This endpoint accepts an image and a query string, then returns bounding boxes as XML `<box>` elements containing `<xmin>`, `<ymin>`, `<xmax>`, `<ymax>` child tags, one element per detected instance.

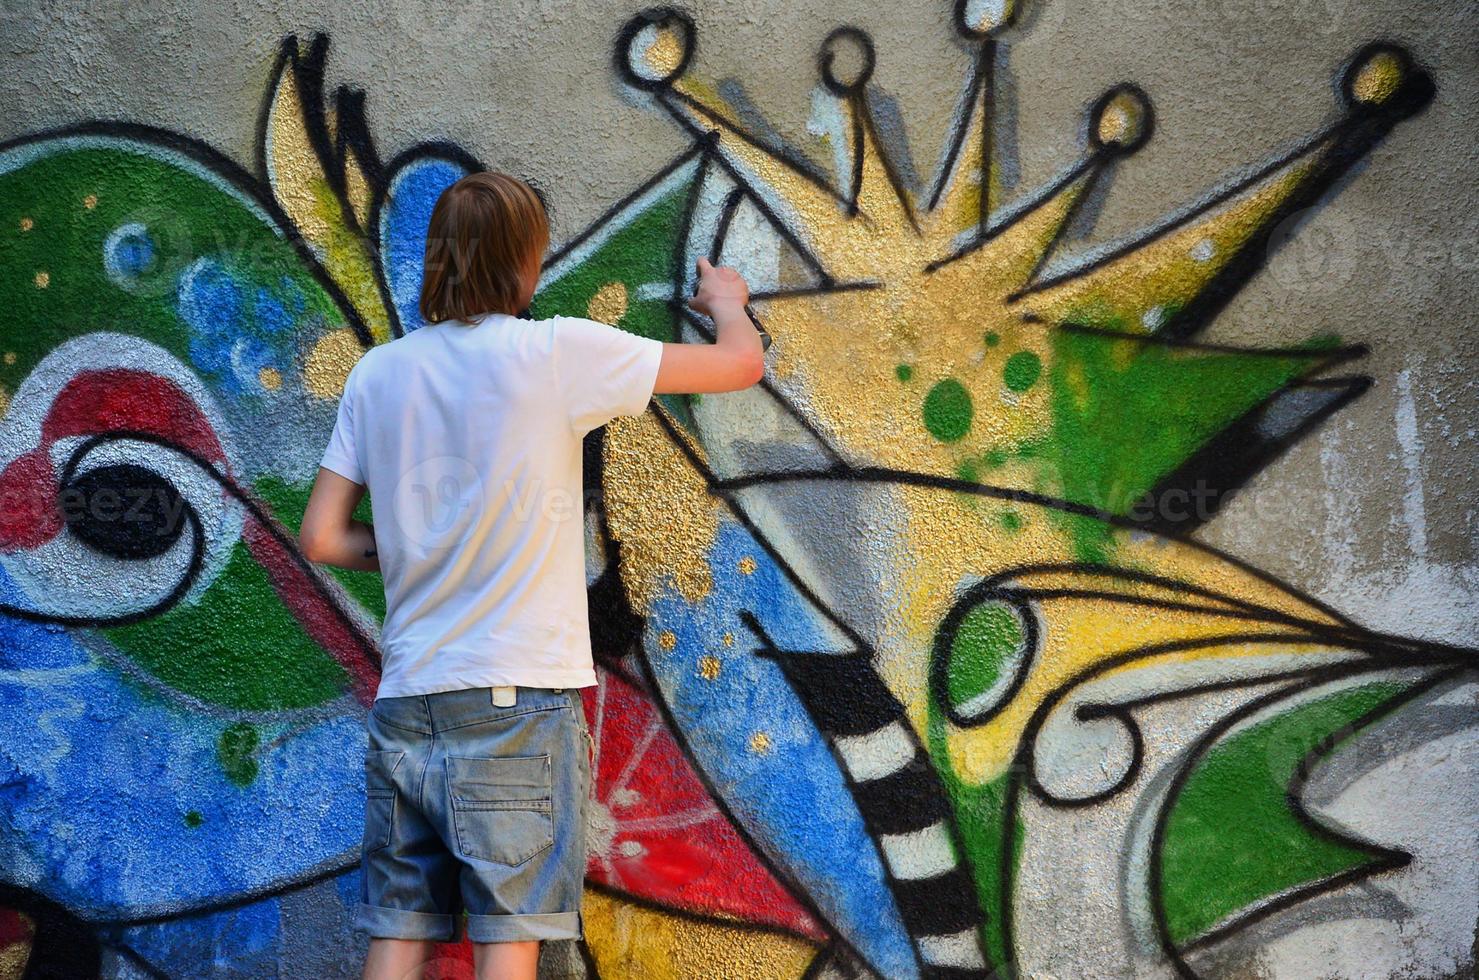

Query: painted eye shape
<box><xmin>931</xmin><ymin>587</ymin><xmax>1038</xmax><ymax>727</ymax></box>
<box><xmin>60</xmin><ymin>463</ymin><xmax>187</xmax><ymax>561</ymax></box>
<box><xmin>0</xmin><ymin>434</ymin><xmax>234</xmax><ymax>629</ymax></box>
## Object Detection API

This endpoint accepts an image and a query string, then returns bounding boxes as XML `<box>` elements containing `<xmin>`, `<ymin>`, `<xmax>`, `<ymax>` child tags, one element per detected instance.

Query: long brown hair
<box><xmin>418</xmin><ymin>172</ymin><xmax>550</xmax><ymax>323</ymax></box>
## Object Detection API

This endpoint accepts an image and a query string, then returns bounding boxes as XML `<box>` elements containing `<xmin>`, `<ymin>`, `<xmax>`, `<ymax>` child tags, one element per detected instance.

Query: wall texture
<box><xmin>1</xmin><ymin>1</ymin><xmax>1476</xmax><ymax>978</ymax></box>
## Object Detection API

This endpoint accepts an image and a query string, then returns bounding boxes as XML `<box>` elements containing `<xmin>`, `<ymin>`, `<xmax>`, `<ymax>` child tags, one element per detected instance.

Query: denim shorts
<box><xmin>353</xmin><ymin>686</ymin><xmax>593</xmax><ymax>943</ymax></box>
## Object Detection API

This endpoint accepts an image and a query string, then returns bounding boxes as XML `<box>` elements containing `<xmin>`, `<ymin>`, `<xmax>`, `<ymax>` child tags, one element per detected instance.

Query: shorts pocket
<box><xmin>364</xmin><ymin>749</ymin><xmax>403</xmax><ymax>854</ymax></box>
<box><xmin>446</xmin><ymin>754</ymin><xmax>554</xmax><ymax>867</ymax></box>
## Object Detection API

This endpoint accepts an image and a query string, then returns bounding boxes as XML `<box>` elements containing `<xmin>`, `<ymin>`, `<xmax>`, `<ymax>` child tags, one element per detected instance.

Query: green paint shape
<box><xmin>947</xmin><ymin>601</ymin><xmax>1023</xmax><ymax>713</ymax></box>
<box><xmin>217</xmin><ymin>722</ymin><xmax>261</xmax><ymax>787</ymax></box>
<box><xmin>1046</xmin><ymin>329</ymin><xmax>1327</xmax><ymax>562</ymax></box>
<box><xmin>927</xmin><ymin>691</ymin><xmax>1016</xmax><ymax>972</ymax></box>
<box><xmin>896</xmin><ymin>363</ymin><xmax>913</xmax><ymax>382</ymax></box>
<box><xmin>106</xmin><ymin>541</ymin><xmax>350</xmax><ymax>711</ymax></box>
<box><xmin>923</xmin><ymin>378</ymin><xmax>973</xmax><ymax>442</ymax></box>
<box><xmin>998</xmin><ymin>510</ymin><xmax>1022</xmax><ymax>532</ymax></box>
<box><xmin>1160</xmin><ymin>680</ymin><xmax>1408</xmax><ymax>945</ymax></box>
<box><xmin>1003</xmin><ymin>351</ymin><xmax>1042</xmax><ymax>392</ymax></box>
<box><xmin>0</xmin><ymin>142</ymin><xmax>346</xmax><ymax>393</ymax></box>
<box><xmin>984</xmin><ymin>331</ymin><xmax>1000</xmax><ymax>348</ymax></box>
<box><xmin>184</xmin><ymin>810</ymin><xmax>204</xmax><ymax>828</ymax></box>
<box><xmin>956</xmin><ymin>460</ymin><xmax>979</xmax><ymax>483</ymax></box>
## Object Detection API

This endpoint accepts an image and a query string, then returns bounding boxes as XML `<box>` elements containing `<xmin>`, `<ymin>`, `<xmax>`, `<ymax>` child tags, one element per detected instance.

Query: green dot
<box><xmin>998</xmin><ymin>510</ymin><xmax>1022</xmax><ymax>532</ymax></box>
<box><xmin>895</xmin><ymin>363</ymin><xmax>913</xmax><ymax>383</ymax></box>
<box><xmin>217</xmin><ymin>722</ymin><xmax>260</xmax><ymax>787</ymax></box>
<box><xmin>956</xmin><ymin>460</ymin><xmax>979</xmax><ymax>483</ymax></box>
<box><xmin>1003</xmin><ymin>351</ymin><xmax>1042</xmax><ymax>393</ymax></box>
<box><xmin>923</xmin><ymin>378</ymin><xmax>973</xmax><ymax>442</ymax></box>
<box><xmin>184</xmin><ymin>810</ymin><xmax>204</xmax><ymax>828</ymax></box>
<box><xmin>947</xmin><ymin>601</ymin><xmax>1025</xmax><ymax>714</ymax></box>
<box><xmin>984</xmin><ymin>331</ymin><xmax>1001</xmax><ymax>348</ymax></box>
<box><xmin>983</xmin><ymin>448</ymin><xmax>1008</xmax><ymax>469</ymax></box>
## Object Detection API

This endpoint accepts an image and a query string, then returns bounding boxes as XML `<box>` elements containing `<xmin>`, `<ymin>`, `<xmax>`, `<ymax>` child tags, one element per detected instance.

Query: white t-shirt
<box><xmin>318</xmin><ymin>313</ymin><xmax>663</xmax><ymax>699</ymax></box>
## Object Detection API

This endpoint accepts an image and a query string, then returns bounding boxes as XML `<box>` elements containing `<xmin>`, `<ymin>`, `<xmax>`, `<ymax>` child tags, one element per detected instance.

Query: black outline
<box><xmin>929</xmin><ymin>583</ymin><xmax>1039</xmax><ymax>729</ymax></box>
<box><xmin>614</xmin><ymin>7</ymin><xmax>697</xmax><ymax>93</ymax></box>
<box><xmin>1086</xmin><ymin>83</ymin><xmax>1155</xmax><ymax>157</ymax></box>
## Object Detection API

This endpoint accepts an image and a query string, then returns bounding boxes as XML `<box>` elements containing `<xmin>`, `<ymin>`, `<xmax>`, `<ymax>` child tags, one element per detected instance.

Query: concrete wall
<box><xmin>1</xmin><ymin>1</ymin><xmax>1475</xmax><ymax>977</ymax></box>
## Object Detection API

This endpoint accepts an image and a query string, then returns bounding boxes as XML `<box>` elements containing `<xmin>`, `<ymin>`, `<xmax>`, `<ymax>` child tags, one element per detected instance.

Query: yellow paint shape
<box><xmin>343</xmin><ymin>145</ymin><xmax>374</xmax><ymax>229</ymax></box>
<box><xmin>83</xmin><ymin>194</ymin><xmax>98</xmax><ymax>210</ymax></box>
<box><xmin>1352</xmin><ymin>50</ymin><xmax>1402</xmax><ymax>105</ymax></box>
<box><xmin>588</xmin><ymin>281</ymin><xmax>630</xmax><ymax>325</ymax></box>
<box><xmin>3</xmin><ymin>352</ymin><xmax>14</xmax><ymax>365</ymax></box>
<box><xmin>0</xmin><ymin>385</ymin><xmax>10</xmax><ymax>419</ymax></box>
<box><xmin>722</xmin><ymin>632</ymin><xmax>735</xmax><ymax>647</ymax></box>
<box><xmin>643</xmin><ymin>24</ymin><xmax>686</xmax><ymax>78</ymax></box>
<box><xmin>658</xmin><ymin>630</ymin><xmax>677</xmax><ymax>651</ymax></box>
<box><xmin>737</xmin><ymin>556</ymin><xmax>757</xmax><ymax>575</ymax></box>
<box><xmin>18</xmin><ymin>217</ymin><xmax>32</xmax><ymax>232</ymax></box>
<box><xmin>581</xmin><ymin>888</ymin><xmax>817</xmax><ymax>980</ymax></box>
<box><xmin>303</xmin><ymin>328</ymin><xmax>364</xmax><ymax>399</ymax></box>
<box><xmin>33</xmin><ymin>271</ymin><xmax>48</xmax><ymax>289</ymax></box>
<box><xmin>600</xmin><ymin>57</ymin><xmax>1365</xmax><ymax>805</ymax></box>
<box><xmin>265</xmin><ymin>47</ymin><xmax>392</xmax><ymax>342</ymax></box>
<box><xmin>258</xmin><ymin>366</ymin><xmax>283</xmax><ymax>391</ymax></box>
<box><xmin>698</xmin><ymin>655</ymin><xmax>721</xmax><ymax>680</ymax></box>
<box><xmin>603</xmin><ymin>411</ymin><xmax>719</xmax><ymax>609</ymax></box>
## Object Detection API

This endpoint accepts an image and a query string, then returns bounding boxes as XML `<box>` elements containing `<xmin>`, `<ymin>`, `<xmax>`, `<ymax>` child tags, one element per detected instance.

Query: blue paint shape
<box><xmin>103</xmin><ymin>222</ymin><xmax>157</xmax><ymax>287</ymax></box>
<box><xmin>379</xmin><ymin>156</ymin><xmax>469</xmax><ymax>333</ymax></box>
<box><xmin>0</xmin><ymin>558</ymin><xmax>366</xmax><ymax>918</ymax></box>
<box><xmin>642</xmin><ymin>519</ymin><xmax>920</xmax><ymax>980</ymax></box>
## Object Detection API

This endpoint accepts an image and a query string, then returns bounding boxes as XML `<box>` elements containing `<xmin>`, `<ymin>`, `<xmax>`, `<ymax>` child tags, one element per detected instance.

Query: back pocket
<box><xmin>364</xmin><ymin>749</ymin><xmax>403</xmax><ymax>853</ymax></box>
<box><xmin>446</xmin><ymin>754</ymin><xmax>554</xmax><ymax>866</ymax></box>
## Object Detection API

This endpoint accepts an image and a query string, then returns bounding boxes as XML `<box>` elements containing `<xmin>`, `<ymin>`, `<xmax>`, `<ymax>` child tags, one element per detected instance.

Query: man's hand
<box><xmin>688</xmin><ymin>256</ymin><xmax>749</xmax><ymax>317</ymax></box>
<box><xmin>653</xmin><ymin>257</ymin><xmax>764</xmax><ymax>395</ymax></box>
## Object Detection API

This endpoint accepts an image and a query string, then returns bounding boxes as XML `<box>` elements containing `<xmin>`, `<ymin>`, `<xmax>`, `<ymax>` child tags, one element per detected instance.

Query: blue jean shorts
<box><xmin>353</xmin><ymin>686</ymin><xmax>593</xmax><ymax>943</ymax></box>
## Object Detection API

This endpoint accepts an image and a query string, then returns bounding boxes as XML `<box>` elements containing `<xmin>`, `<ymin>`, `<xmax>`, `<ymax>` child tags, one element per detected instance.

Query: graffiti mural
<box><xmin>0</xmin><ymin>3</ymin><xmax>1474</xmax><ymax>978</ymax></box>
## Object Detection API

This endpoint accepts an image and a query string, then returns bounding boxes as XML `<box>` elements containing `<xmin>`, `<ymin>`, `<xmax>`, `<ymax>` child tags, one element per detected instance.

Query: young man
<box><xmin>299</xmin><ymin>171</ymin><xmax>764</xmax><ymax>980</ymax></box>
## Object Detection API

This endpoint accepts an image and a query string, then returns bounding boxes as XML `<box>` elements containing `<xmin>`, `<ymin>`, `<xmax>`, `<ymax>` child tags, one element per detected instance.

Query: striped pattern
<box><xmin>767</xmin><ymin>651</ymin><xmax>991</xmax><ymax>979</ymax></box>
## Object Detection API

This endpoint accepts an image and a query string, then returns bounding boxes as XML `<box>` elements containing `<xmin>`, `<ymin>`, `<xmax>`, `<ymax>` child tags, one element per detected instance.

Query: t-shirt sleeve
<box><xmin>552</xmin><ymin>316</ymin><xmax>664</xmax><ymax>435</ymax></box>
<box><xmin>319</xmin><ymin>362</ymin><xmax>365</xmax><ymax>484</ymax></box>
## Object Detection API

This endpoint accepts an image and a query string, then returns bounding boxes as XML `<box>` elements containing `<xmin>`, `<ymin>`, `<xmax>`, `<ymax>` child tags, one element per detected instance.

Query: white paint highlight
<box><xmin>1394</xmin><ymin>368</ymin><xmax>1429</xmax><ymax>560</ymax></box>
<box><xmin>878</xmin><ymin>821</ymin><xmax>957</xmax><ymax>880</ymax></box>
<box><xmin>833</xmin><ymin>721</ymin><xmax>916</xmax><ymax>782</ymax></box>
<box><xmin>918</xmin><ymin>927</ymin><xmax>989</xmax><ymax>969</ymax></box>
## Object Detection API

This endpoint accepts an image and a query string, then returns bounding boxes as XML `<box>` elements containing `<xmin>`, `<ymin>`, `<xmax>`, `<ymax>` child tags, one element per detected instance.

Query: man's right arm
<box><xmin>653</xmin><ymin>257</ymin><xmax>765</xmax><ymax>395</ymax></box>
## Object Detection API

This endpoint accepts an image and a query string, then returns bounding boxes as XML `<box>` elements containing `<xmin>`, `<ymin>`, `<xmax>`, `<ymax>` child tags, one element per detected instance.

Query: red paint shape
<box><xmin>583</xmin><ymin>666</ymin><xmax>825</xmax><ymax>939</ymax></box>
<box><xmin>0</xmin><ymin>905</ymin><xmax>34</xmax><ymax>946</ymax></box>
<box><xmin>42</xmin><ymin>369</ymin><xmax>225</xmax><ymax>464</ymax></box>
<box><xmin>0</xmin><ymin>368</ymin><xmax>230</xmax><ymax>552</ymax></box>
<box><xmin>426</xmin><ymin>937</ymin><xmax>474</xmax><ymax>979</ymax></box>
<box><xmin>242</xmin><ymin>509</ymin><xmax>381</xmax><ymax>704</ymax></box>
<box><xmin>0</xmin><ymin>448</ymin><xmax>63</xmax><ymax>550</ymax></box>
